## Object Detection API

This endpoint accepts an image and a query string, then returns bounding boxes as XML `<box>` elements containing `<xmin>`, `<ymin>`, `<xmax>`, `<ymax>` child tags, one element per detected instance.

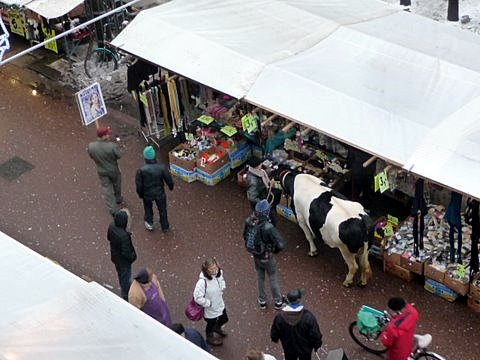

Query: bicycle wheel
<box><xmin>415</xmin><ymin>351</ymin><xmax>445</xmax><ymax>360</ymax></box>
<box><xmin>84</xmin><ymin>47</ymin><xmax>119</xmax><ymax>78</ymax></box>
<box><xmin>348</xmin><ymin>321</ymin><xmax>387</xmax><ymax>354</ymax></box>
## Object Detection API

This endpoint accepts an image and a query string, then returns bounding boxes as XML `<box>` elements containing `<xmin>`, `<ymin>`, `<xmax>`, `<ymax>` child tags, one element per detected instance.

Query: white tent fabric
<box><xmin>112</xmin><ymin>0</ymin><xmax>480</xmax><ymax>199</ymax></box>
<box><xmin>0</xmin><ymin>231</ymin><xmax>218</xmax><ymax>360</ymax></box>
<box><xmin>0</xmin><ymin>0</ymin><xmax>31</xmax><ymax>5</ymax></box>
<box><xmin>25</xmin><ymin>0</ymin><xmax>84</xmax><ymax>19</ymax></box>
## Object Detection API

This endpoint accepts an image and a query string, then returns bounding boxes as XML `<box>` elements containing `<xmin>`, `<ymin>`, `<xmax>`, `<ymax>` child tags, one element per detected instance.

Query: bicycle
<box><xmin>349</xmin><ymin>305</ymin><xmax>445</xmax><ymax>359</ymax></box>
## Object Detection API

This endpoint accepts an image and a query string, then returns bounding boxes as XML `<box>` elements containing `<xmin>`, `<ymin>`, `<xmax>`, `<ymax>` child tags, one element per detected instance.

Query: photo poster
<box><xmin>75</xmin><ymin>82</ymin><xmax>107</xmax><ymax>126</ymax></box>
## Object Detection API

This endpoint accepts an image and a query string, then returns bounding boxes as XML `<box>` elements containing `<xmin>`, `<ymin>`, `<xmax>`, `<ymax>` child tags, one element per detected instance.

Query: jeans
<box><xmin>448</xmin><ymin>221</ymin><xmax>463</xmax><ymax>263</ymax></box>
<box><xmin>114</xmin><ymin>263</ymin><xmax>131</xmax><ymax>300</ymax></box>
<box><xmin>205</xmin><ymin>308</ymin><xmax>229</xmax><ymax>335</ymax></box>
<box><xmin>143</xmin><ymin>193</ymin><xmax>169</xmax><ymax>230</ymax></box>
<box><xmin>254</xmin><ymin>256</ymin><xmax>282</xmax><ymax>304</ymax></box>
<box><xmin>98</xmin><ymin>172</ymin><xmax>122</xmax><ymax>214</ymax></box>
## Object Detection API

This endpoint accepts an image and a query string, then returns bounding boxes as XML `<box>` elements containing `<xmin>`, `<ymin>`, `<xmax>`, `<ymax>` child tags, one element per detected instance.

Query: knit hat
<box><xmin>388</xmin><ymin>297</ymin><xmax>406</xmax><ymax>311</ymax></box>
<box><xmin>248</xmin><ymin>157</ymin><xmax>263</xmax><ymax>168</ymax></box>
<box><xmin>97</xmin><ymin>126</ymin><xmax>111</xmax><ymax>138</ymax></box>
<box><xmin>255</xmin><ymin>199</ymin><xmax>270</xmax><ymax>217</ymax></box>
<box><xmin>134</xmin><ymin>267</ymin><xmax>150</xmax><ymax>284</ymax></box>
<box><xmin>287</xmin><ymin>288</ymin><xmax>305</xmax><ymax>304</ymax></box>
<box><xmin>143</xmin><ymin>146</ymin><xmax>156</xmax><ymax>160</ymax></box>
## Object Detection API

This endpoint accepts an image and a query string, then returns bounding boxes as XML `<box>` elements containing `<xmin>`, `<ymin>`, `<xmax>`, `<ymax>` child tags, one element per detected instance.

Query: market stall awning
<box><xmin>112</xmin><ymin>0</ymin><xmax>480</xmax><ymax>199</ymax></box>
<box><xmin>25</xmin><ymin>0</ymin><xmax>84</xmax><ymax>19</ymax></box>
<box><xmin>0</xmin><ymin>231</ymin><xmax>218</xmax><ymax>360</ymax></box>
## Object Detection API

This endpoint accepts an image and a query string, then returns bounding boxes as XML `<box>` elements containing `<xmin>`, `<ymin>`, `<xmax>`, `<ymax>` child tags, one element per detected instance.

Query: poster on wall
<box><xmin>75</xmin><ymin>82</ymin><xmax>107</xmax><ymax>126</ymax></box>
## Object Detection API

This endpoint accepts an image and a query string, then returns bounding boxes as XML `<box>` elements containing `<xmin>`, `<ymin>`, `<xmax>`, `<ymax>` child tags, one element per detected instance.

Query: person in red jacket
<box><xmin>380</xmin><ymin>297</ymin><xmax>419</xmax><ymax>360</ymax></box>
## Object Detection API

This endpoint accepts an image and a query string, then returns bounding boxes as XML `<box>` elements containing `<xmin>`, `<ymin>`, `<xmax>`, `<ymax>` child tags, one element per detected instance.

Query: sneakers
<box><xmin>214</xmin><ymin>327</ymin><xmax>228</xmax><ymax>337</ymax></box>
<box><xmin>259</xmin><ymin>301</ymin><xmax>267</xmax><ymax>310</ymax></box>
<box><xmin>206</xmin><ymin>333</ymin><xmax>223</xmax><ymax>346</ymax></box>
<box><xmin>144</xmin><ymin>222</ymin><xmax>153</xmax><ymax>231</ymax></box>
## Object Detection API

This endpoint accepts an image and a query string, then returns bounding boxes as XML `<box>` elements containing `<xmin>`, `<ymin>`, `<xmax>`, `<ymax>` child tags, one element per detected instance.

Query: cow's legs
<box><xmin>338</xmin><ymin>245</ymin><xmax>358</xmax><ymax>287</ymax></box>
<box><xmin>297</xmin><ymin>215</ymin><xmax>318</xmax><ymax>256</ymax></box>
<box><xmin>357</xmin><ymin>242</ymin><xmax>372</xmax><ymax>286</ymax></box>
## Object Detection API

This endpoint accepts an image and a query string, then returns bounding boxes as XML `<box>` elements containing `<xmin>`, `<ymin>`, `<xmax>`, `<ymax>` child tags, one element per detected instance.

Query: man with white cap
<box><xmin>271</xmin><ymin>288</ymin><xmax>323</xmax><ymax>360</ymax></box>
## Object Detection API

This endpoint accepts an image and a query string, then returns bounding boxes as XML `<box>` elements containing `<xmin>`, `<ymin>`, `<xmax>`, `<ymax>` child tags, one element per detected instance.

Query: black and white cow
<box><xmin>280</xmin><ymin>171</ymin><xmax>373</xmax><ymax>287</ymax></box>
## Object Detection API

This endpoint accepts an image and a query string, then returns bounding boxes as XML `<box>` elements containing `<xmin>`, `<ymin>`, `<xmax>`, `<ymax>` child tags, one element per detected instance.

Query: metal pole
<box><xmin>0</xmin><ymin>0</ymin><xmax>143</xmax><ymax>66</ymax></box>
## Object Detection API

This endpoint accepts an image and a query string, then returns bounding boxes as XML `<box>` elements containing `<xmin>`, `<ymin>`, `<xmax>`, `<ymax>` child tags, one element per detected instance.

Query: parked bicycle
<box><xmin>349</xmin><ymin>305</ymin><xmax>445</xmax><ymax>359</ymax></box>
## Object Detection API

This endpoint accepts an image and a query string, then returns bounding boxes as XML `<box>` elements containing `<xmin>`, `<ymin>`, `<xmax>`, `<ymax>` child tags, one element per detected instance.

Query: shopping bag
<box><xmin>185</xmin><ymin>297</ymin><xmax>204</xmax><ymax>321</ymax></box>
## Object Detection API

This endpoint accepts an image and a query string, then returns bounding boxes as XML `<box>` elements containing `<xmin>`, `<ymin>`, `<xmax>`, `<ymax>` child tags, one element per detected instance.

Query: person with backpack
<box><xmin>243</xmin><ymin>199</ymin><xmax>286</xmax><ymax>310</ymax></box>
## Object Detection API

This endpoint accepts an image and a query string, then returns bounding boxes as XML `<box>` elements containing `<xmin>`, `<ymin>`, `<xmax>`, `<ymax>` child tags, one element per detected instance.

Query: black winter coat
<box><xmin>271</xmin><ymin>307</ymin><xmax>323</xmax><ymax>355</ymax></box>
<box><xmin>243</xmin><ymin>215</ymin><xmax>286</xmax><ymax>259</ymax></box>
<box><xmin>135</xmin><ymin>159</ymin><xmax>174</xmax><ymax>201</ymax></box>
<box><xmin>107</xmin><ymin>211</ymin><xmax>137</xmax><ymax>267</ymax></box>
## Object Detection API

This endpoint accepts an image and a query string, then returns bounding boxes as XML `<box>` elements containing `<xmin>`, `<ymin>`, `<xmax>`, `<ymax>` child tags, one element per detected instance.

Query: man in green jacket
<box><xmin>88</xmin><ymin>127</ymin><xmax>123</xmax><ymax>215</ymax></box>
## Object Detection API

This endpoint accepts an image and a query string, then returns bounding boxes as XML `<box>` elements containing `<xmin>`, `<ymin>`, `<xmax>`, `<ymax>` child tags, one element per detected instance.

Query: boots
<box><xmin>206</xmin><ymin>332</ymin><xmax>223</xmax><ymax>346</ymax></box>
<box><xmin>214</xmin><ymin>326</ymin><xmax>228</xmax><ymax>337</ymax></box>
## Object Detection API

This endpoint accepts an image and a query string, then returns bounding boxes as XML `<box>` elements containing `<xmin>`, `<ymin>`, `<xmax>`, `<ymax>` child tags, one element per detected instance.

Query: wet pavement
<box><xmin>1</xmin><ymin>58</ymin><xmax>480</xmax><ymax>360</ymax></box>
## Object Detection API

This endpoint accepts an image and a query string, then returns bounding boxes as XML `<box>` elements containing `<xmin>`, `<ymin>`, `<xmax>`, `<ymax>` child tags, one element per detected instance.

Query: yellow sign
<box><xmin>8</xmin><ymin>10</ymin><xmax>25</xmax><ymax>37</ymax></box>
<box><xmin>197</xmin><ymin>115</ymin><xmax>214</xmax><ymax>125</ymax></box>
<box><xmin>383</xmin><ymin>224</ymin><xmax>394</xmax><ymax>238</ymax></box>
<box><xmin>185</xmin><ymin>132</ymin><xmax>194</xmax><ymax>141</ymax></box>
<box><xmin>374</xmin><ymin>171</ymin><xmax>389</xmax><ymax>193</ymax></box>
<box><xmin>241</xmin><ymin>113</ymin><xmax>257</xmax><ymax>134</ymax></box>
<box><xmin>457</xmin><ymin>264</ymin><xmax>466</xmax><ymax>278</ymax></box>
<box><xmin>220</xmin><ymin>125</ymin><xmax>237</xmax><ymax>137</ymax></box>
<box><xmin>374</xmin><ymin>175</ymin><xmax>380</xmax><ymax>192</ymax></box>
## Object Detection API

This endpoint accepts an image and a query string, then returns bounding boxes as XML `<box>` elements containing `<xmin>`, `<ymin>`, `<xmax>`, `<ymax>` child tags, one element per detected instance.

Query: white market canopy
<box><xmin>0</xmin><ymin>231</ymin><xmax>218</xmax><ymax>360</ymax></box>
<box><xmin>0</xmin><ymin>0</ymin><xmax>84</xmax><ymax>19</ymax></box>
<box><xmin>112</xmin><ymin>0</ymin><xmax>480</xmax><ymax>200</ymax></box>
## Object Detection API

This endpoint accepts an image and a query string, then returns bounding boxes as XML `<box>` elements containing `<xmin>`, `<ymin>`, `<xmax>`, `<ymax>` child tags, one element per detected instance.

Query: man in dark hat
<box><xmin>243</xmin><ymin>199</ymin><xmax>286</xmax><ymax>310</ymax></box>
<box><xmin>171</xmin><ymin>323</ymin><xmax>209</xmax><ymax>352</ymax></box>
<box><xmin>87</xmin><ymin>126</ymin><xmax>123</xmax><ymax>215</ymax></box>
<box><xmin>271</xmin><ymin>288</ymin><xmax>323</xmax><ymax>360</ymax></box>
<box><xmin>380</xmin><ymin>297</ymin><xmax>419</xmax><ymax>360</ymax></box>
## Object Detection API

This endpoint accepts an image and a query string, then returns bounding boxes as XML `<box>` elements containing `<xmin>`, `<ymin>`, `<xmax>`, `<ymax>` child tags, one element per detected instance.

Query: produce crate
<box><xmin>424</xmin><ymin>263</ymin><xmax>446</xmax><ymax>284</ymax></box>
<box><xmin>383</xmin><ymin>260</ymin><xmax>414</xmax><ymax>282</ymax></box>
<box><xmin>229</xmin><ymin>143</ymin><xmax>251</xmax><ymax>169</ymax></box>
<box><xmin>424</xmin><ymin>278</ymin><xmax>459</xmax><ymax>302</ymax></box>
<box><xmin>467</xmin><ymin>296</ymin><xmax>480</xmax><ymax>314</ymax></box>
<box><xmin>400</xmin><ymin>255</ymin><xmax>424</xmax><ymax>275</ymax></box>
<box><xmin>169</xmin><ymin>143</ymin><xmax>198</xmax><ymax>171</ymax></box>
<box><xmin>469</xmin><ymin>273</ymin><xmax>480</xmax><ymax>300</ymax></box>
<box><xmin>169</xmin><ymin>163</ymin><xmax>196</xmax><ymax>183</ymax></box>
<box><xmin>383</xmin><ymin>251</ymin><xmax>401</xmax><ymax>266</ymax></box>
<box><xmin>237</xmin><ymin>166</ymin><xmax>248</xmax><ymax>187</ymax></box>
<box><xmin>196</xmin><ymin>162</ymin><xmax>231</xmax><ymax>186</ymax></box>
<box><xmin>196</xmin><ymin>146</ymin><xmax>230</xmax><ymax>174</ymax></box>
<box><xmin>443</xmin><ymin>273</ymin><xmax>469</xmax><ymax>296</ymax></box>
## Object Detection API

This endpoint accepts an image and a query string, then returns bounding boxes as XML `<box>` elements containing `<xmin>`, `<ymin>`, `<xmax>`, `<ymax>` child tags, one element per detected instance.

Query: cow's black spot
<box><xmin>309</xmin><ymin>191</ymin><xmax>333</xmax><ymax>240</ymax></box>
<box><xmin>338</xmin><ymin>215</ymin><xmax>372</xmax><ymax>253</ymax></box>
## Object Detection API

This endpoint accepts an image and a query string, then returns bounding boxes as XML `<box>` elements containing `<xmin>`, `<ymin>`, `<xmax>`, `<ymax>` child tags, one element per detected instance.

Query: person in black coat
<box><xmin>107</xmin><ymin>209</ymin><xmax>137</xmax><ymax>300</ymax></box>
<box><xmin>271</xmin><ymin>288</ymin><xmax>322</xmax><ymax>360</ymax></box>
<box><xmin>135</xmin><ymin>146</ymin><xmax>174</xmax><ymax>232</ymax></box>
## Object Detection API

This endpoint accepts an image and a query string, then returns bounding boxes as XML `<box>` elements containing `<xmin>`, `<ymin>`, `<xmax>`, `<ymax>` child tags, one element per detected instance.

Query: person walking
<box><xmin>271</xmin><ymin>288</ymin><xmax>323</xmax><ymax>360</ymax></box>
<box><xmin>243</xmin><ymin>199</ymin><xmax>286</xmax><ymax>310</ymax></box>
<box><xmin>193</xmin><ymin>257</ymin><xmax>229</xmax><ymax>346</ymax></box>
<box><xmin>380</xmin><ymin>297</ymin><xmax>419</xmax><ymax>360</ymax></box>
<box><xmin>128</xmin><ymin>267</ymin><xmax>172</xmax><ymax>327</ymax></box>
<box><xmin>107</xmin><ymin>208</ymin><xmax>136</xmax><ymax>300</ymax></box>
<box><xmin>171</xmin><ymin>323</ymin><xmax>210</xmax><ymax>352</ymax></box>
<box><xmin>87</xmin><ymin>126</ymin><xmax>123</xmax><ymax>215</ymax></box>
<box><xmin>245</xmin><ymin>348</ymin><xmax>277</xmax><ymax>360</ymax></box>
<box><xmin>135</xmin><ymin>145</ymin><xmax>174</xmax><ymax>232</ymax></box>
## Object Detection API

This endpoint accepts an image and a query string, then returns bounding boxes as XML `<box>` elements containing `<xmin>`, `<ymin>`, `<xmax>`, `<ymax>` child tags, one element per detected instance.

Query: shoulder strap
<box><xmin>203</xmin><ymin>279</ymin><xmax>207</xmax><ymax>298</ymax></box>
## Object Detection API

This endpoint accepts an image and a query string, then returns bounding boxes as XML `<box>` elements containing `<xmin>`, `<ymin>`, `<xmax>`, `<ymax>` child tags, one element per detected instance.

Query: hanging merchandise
<box><xmin>167</xmin><ymin>77</ymin><xmax>182</xmax><ymax>132</ymax></box>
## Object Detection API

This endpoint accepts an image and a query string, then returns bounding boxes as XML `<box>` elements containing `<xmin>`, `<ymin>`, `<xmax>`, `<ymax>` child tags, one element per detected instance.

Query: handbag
<box><xmin>185</xmin><ymin>279</ymin><xmax>207</xmax><ymax>321</ymax></box>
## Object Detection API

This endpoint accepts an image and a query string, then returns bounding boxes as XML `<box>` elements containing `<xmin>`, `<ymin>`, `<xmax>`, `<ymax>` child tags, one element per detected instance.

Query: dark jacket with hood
<box><xmin>107</xmin><ymin>211</ymin><xmax>137</xmax><ymax>267</ymax></box>
<box><xmin>243</xmin><ymin>214</ymin><xmax>285</xmax><ymax>259</ymax></box>
<box><xmin>135</xmin><ymin>159</ymin><xmax>174</xmax><ymax>201</ymax></box>
<box><xmin>271</xmin><ymin>305</ymin><xmax>322</xmax><ymax>356</ymax></box>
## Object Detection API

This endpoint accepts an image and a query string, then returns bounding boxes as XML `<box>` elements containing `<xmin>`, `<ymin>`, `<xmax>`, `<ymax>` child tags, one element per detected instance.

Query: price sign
<box><xmin>185</xmin><ymin>132</ymin><xmax>194</xmax><ymax>141</ymax></box>
<box><xmin>43</xmin><ymin>27</ymin><xmax>58</xmax><ymax>54</ymax></box>
<box><xmin>457</xmin><ymin>264</ymin><xmax>466</xmax><ymax>278</ymax></box>
<box><xmin>387</xmin><ymin>214</ymin><xmax>399</xmax><ymax>226</ymax></box>
<box><xmin>374</xmin><ymin>175</ymin><xmax>380</xmax><ymax>192</ymax></box>
<box><xmin>315</xmin><ymin>150</ymin><xmax>327</xmax><ymax>161</ymax></box>
<box><xmin>241</xmin><ymin>113</ymin><xmax>257</xmax><ymax>134</ymax></box>
<box><xmin>139</xmin><ymin>93</ymin><xmax>147</xmax><ymax>105</ymax></box>
<box><xmin>8</xmin><ymin>10</ymin><xmax>25</xmax><ymax>37</ymax></box>
<box><xmin>220</xmin><ymin>125</ymin><xmax>237</xmax><ymax>137</ymax></box>
<box><xmin>375</xmin><ymin>171</ymin><xmax>389</xmax><ymax>193</ymax></box>
<box><xmin>197</xmin><ymin>115</ymin><xmax>214</xmax><ymax>125</ymax></box>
